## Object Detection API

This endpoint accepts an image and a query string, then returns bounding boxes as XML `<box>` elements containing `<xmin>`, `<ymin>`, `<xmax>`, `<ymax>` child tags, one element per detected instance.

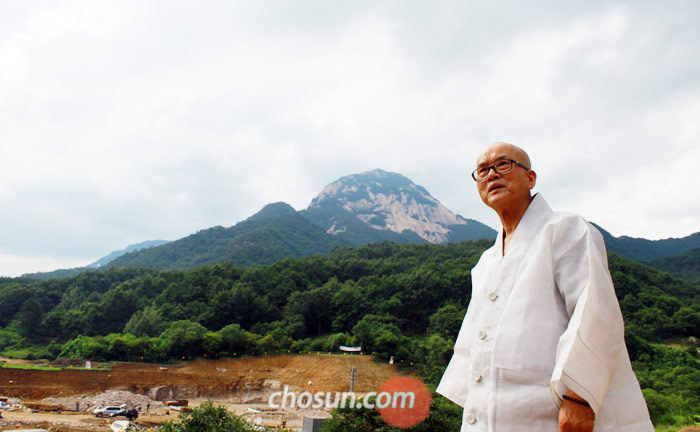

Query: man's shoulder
<box><xmin>548</xmin><ymin>209</ymin><xmax>584</xmax><ymax>224</ymax></box>
<box><xmin>547</xmin><ymin>210</ymin><xmax>594</xmax><ymax>231</ymax></box>
<box><xmin>533</xmin><ymin>195</ymin><xmax>594</xmax><ymax>233</ymax></box>
<box><xmin>544</xmin><ymin>210</ymin><xmax>606</xmax><ymax>251</ymax></box>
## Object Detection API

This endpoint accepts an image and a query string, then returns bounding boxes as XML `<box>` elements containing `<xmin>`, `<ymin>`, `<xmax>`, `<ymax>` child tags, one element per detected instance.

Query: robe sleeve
<box><xmin>549</xmin><ymin>216</ymin><xmax>625</xmax><ymax>415</ymax></box>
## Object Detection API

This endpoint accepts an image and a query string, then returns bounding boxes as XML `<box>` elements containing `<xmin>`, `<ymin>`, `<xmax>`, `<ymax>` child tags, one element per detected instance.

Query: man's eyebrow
<box><xmin>476</xmin><ymin>155</ymin><xmax>511</xmax><ymax>167</ymax></box>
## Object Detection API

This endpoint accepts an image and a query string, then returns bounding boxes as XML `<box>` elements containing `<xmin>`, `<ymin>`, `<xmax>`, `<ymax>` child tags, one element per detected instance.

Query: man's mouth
<box><xmin>488</xmin><ymin>184</ymin><xmax>505</xmax><ymax>193</ymax></box>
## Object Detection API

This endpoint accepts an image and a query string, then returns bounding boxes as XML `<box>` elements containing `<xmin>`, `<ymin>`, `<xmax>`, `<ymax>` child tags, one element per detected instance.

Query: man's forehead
<box><xmin>477</xmin><ymin>146</ymin><xmax>516</xmax><ymax>163</ymax></box>
<box><xmin>476</xmin><ymin>153</ymin><xmax>511</xmax><ymax>166</ymax></box>
<box><xmin>476</xmin><ymin>143</ymin><xmax>529</xmax><ymax>166</ymax></box>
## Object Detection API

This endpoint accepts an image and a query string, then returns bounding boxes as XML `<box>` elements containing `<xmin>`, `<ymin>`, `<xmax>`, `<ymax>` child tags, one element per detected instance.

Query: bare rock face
<box><xmin>305</xmin><ymin>169</ymin><xmax>495</xmax><ymax>244</ymax></box>
<box><xmin>147</xmin><ymin>385</ymin><xmax>197</xmax><ymax>400</ymax></box>
<box><xmin>148</xmin><ymin>386</ymin><xmax>173</xmax><ymax>401</ymax></box>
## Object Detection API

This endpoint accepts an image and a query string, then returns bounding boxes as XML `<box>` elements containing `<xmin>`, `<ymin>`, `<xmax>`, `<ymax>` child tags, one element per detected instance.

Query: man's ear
<box><xmin>528</xmin><ymin>170</ymin><xmax>537</xmax><ymax>189</ymax></box>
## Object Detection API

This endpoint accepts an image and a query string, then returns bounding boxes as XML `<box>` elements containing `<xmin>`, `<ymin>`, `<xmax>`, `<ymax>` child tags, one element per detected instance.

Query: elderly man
<box><xmin>437</xmin><ymin>143</ymin><xmax>653</xmax><ymax>431</ymax></box>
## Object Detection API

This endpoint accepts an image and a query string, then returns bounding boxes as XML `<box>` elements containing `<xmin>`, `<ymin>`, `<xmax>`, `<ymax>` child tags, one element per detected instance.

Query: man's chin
<box><xmin>486</xmin><ymin>193</ymin><xmax>508</xmax><ymax>208</ymax></box>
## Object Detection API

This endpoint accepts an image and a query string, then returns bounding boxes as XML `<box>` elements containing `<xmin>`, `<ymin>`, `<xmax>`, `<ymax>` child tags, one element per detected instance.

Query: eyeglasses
<box><xmin>471</xmin><ymin>159</ymin><xmax>530</xmax><ymax>182</ymax></box>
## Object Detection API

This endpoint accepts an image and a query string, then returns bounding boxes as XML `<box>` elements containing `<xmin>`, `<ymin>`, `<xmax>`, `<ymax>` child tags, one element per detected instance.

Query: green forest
<box><xmin>0</xmin><ymin>240</ymin><xmax>698</xmax><ymax>427</ymax></box>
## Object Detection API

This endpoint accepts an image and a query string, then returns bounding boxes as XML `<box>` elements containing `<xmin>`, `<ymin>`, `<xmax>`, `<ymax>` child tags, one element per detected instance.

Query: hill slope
<box><xmin>108</xmin><ymin>203</ymin><xmax>348</xmax><ymax>270</ymax></box>
<box><xmin>648</xmin><ymin>247</ymin><xmax>700</xmax><ymax>284</ymax></box>
<box><xmin>593</xmin><ymin>224</ymin><xmax>700</xmax><ymax>262</ymax></box>
<box><xmin>87</xmin><ymin>240</ymin><xmax>170</xmax><ymax>268</ymax></box>
<box><xmin>22</xmin><ymin>239</ymin><xmax>170</xmax><ymax>280</ymax></box>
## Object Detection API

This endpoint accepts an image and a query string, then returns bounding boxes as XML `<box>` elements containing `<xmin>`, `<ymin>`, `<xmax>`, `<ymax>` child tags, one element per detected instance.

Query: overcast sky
<box><xmin>1</xmin><ymin>1</ymin><xmax>698</xmax><ymax>277</ymax></box>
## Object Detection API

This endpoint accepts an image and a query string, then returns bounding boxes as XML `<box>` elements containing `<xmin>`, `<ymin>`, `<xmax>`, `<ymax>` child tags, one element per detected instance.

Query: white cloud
<box><xmin>0</xmin><ymin>1</ymin><xmax>698</xmax><ymax>276</ymax></box>
<box><xmin>0</xmin><ymin>251</ymin><xmax>92</xmax><ymax>278</ymax></box>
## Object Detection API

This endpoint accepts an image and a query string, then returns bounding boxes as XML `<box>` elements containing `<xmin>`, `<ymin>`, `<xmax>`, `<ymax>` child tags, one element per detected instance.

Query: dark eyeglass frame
<box><xmin>471</xmin><ymin>159</ymin><xmax>530</xmax><ymax>182</ymax></box>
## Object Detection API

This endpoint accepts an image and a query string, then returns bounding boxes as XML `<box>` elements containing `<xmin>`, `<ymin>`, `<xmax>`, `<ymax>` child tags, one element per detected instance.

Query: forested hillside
<box><xmin>106</xmin><ymin>210</ymin><xmax>348</xmax><ymax>270</ymax></box>
<box><xmin>594</xmin><ymin>224</ymin><xmax>700</xmax><ymax>261</ymax></box>
<box><xmin>649</xmin><ymin>248</ymin><xmax>700</xmax><ymax>284</ymax></box>
<box><xmin>0</xmin><ymin>241</ymin><xmax>697</xmax><ymax>425</ymax></box>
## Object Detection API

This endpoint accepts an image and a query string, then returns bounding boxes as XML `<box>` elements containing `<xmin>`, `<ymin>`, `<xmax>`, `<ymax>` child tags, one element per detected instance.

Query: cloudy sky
<box><xmin>1</xmin><ymin>1</ymin><xmax>698</xmax><ymax>277</ymax></box>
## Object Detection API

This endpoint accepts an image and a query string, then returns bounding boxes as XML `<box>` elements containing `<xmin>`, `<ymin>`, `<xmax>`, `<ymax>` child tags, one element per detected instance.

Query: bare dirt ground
<box><xmin>0</xmin><ymin>354</ymin><xmax>400</xmax><ymax>431</ymax></box>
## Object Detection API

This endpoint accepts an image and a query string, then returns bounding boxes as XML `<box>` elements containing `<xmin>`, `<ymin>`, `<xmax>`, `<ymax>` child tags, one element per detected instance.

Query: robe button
<box><xmin>488</xmin><ymin>292</ymin><xmax>498</xmax><ymax>301</ymax></box>
<box><xmin>473</xmin><ymin>372</ymin><xmax>482</xmax><ymax>382</ymax></box>
<box><xmin>466</xmin><ymin>413</ymin><xmax>477</xmax><ymax>424</ymax></box>
<box><xmin>478</xmin><ymin>330</ymin><xmax>486</xmax><ymax>340</ymax></box>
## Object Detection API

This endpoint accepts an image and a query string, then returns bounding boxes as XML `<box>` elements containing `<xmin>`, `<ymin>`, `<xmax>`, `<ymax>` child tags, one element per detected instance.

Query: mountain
<box><xmin>245</xmin><ymin>201</ymin><xmax>297</xmax><ymax>222</ymax></box>
<box><xmin>592</xmin><ymin>224</ymin><xmax>700</xmax><ymax>262</ymax></box>
<box><xmin>30</xmin><ymin>169</ymin><xmax>700</xmax><ymax>276</ymax></box>
<box><xmin>647</xmin><ymin>247</ymin><xmax>700</xmax><ymax>284</ymax></box>
<box><xmin>301</xmin><ymin>169</ymin><xmax>496</xmax><ymax>245</ymax></box>
<box><xmin>86</xmin><ymin>240</ymin><xmax>170</xmax><ymax>268</ymax></box>
<box><xmin>22</xmin><ymin>239</ymin><xmax>171</xmax><ymax>280</ymax></box>
<box><xmin>107</xmin><ymin>203</ymin><xmax>348</xmax><ymax>270</ymax></box>
<box><xmin>105</xmin><ymin>169</ymin><xmax>497</xmax><ymax>271</ymax></box>
<box><xmin>21</xmin><ymin>267</ymin><xmax>86</xmax><ymax>280</ymax></box>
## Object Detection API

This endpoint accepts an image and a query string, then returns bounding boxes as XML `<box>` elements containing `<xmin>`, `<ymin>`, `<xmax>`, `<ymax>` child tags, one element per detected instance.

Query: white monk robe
<box><xmin>437</xmin><ymin>194</ymin><xmax>653</xmax><ymax>431</ymax></box>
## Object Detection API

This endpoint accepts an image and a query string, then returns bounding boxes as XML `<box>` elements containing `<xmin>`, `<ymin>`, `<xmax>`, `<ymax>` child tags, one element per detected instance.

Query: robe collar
<box><xmin>493</xmin><ymin>193</ymin><xmax>553</xmax><ymax>258</ymax></box>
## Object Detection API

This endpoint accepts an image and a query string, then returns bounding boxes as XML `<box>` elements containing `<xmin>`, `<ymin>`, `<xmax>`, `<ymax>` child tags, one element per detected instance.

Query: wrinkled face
<box><xmin>475</xmin><ymin>143</ymin><xmax>536</xmax><ymax>211</ymax></box>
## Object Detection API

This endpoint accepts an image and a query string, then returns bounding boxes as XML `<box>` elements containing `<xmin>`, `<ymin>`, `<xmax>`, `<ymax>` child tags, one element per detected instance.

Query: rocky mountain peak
<box><xmin>307</xmin><ymin>169</ymin><xmax>488</xmax><ymax>244</ymax></box>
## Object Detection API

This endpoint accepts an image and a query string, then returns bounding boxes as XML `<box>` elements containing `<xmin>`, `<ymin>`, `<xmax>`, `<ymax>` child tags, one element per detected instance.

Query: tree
<box><xmin>0</xmin><ymin>285</ymin><xmax>34</xmax><ymax>326</ymax></box>
<box><xmin>98</xmin><ymin>286</ymin><xmax>140</xmax><ymax>334</ymax></box>
<box><xmin>206</xmin><ymin>285</ymin><xmax>275</xmax><ymax>330</ymax></box>
<box><xmin>352</xmin><ymin>315</ymin><xmax>410</xmax><ymax>360</ymax></box>
<box><xmin>286</xmin><ymin>279</ymin><xmax>339</xmax><ymax>335</ymax></box>
<box><xmin>41</xmin><ymin>308</ymin><xmax>66</xmax><ymax>338</ymax></box>
<box><xmin>321</xmin><ymin>394</ymin><xmax>461</xmax><ymax>432</ymax></box>
<box><xmin>217</xmin><ymin>323</ymin><xmax>249</xmax><ymax>354</ymax></box>
<box><xmin>0</xmin><ymin>328</ymin><xmax>23</xmax><ymax>351</ymax></box>
<box><xmin>16</xmin><ymin>298</ymin><xmax>44</xmax><ymax>338</ymax></box>
<box><xmin>671</xmin><ymin>306</ymin><xmax>700</xmax><ymax>336</ymax></box>
<box><xmin>202</xmin><ymin>332</ymin><xmax>223</xmax><ymax>356</ymax></box>
<box><xmin>160</xmin><ymin>400</ymin><xmax>257</xmax><ymax>432</ymax></box>
<box><xmin>58</xmin><ymin>335</ymin><xmax>109</xmax><ymax>361</ymax></box>
<box><xmin>416</xmin><ymin>334</ymin><xmax>455</xmax><ymax>384</ymax></box>
<box><xmin>124</xmin><ymin>307</ymin><xmax>165</xmax><ymax>337</ymax></box>
<box><xmin>427</xmin><ymin>303</ymin><xmax>466</xmax><ymax>340</ymax></box>
<box><xmin>330</xmin><ymin>280</ymin><xmax>372</xmax><ymax>332</ymax></box>
<box><xmin>61</xmin><ymin>308</ymin><xmax>89</xmax><ymax>339</ymax></box>
<box><xmin>159</xmin><ymin>320</ymin><xmax>208</xmax><ymax>358</ymax></box>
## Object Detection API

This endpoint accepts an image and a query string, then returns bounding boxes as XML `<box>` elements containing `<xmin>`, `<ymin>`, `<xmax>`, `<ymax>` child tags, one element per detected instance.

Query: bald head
<box><xmin>477</xmin><ymin>142</ymin><xmax>531</xmax><ymax>169</ymax></box>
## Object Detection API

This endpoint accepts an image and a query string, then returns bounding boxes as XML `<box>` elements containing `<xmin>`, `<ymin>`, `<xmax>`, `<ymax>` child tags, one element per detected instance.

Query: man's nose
<box><xmin>486</xmin><ymin>166</ymin><xmax>500</xmax><ymax>180</ymax></box>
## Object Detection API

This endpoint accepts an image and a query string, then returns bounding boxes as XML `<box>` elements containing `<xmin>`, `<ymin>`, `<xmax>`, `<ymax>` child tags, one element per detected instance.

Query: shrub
<box><xmin>160</xmin><ymin>400</ymin><xmax>258</xmax><ymax>432</ymax></box>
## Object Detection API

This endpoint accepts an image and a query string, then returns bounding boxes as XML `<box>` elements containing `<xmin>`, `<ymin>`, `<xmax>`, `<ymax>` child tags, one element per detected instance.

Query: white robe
<box><xmin>437</xmin><ymin>194</ymin><xmax>653</xmax><ymax>431</ymax></box>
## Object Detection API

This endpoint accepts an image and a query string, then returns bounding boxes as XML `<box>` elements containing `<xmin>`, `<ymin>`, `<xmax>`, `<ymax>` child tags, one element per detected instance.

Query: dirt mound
<box><xmin>23</xmin><ymin>401</ymin><xmax>62</xmax><ymax>411</ymax></box>
<box><xmin>0</xmin><ymin>354</ymin><xmax>399</xmax><ymax>401</ymax></box>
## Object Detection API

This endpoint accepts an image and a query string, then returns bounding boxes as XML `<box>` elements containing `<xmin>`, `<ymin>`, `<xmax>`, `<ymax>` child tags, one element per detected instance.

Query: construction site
<box><xmin>0</xmin><ymin>354</ymin><xmax>401</xmax><ymax>431</ymax></box>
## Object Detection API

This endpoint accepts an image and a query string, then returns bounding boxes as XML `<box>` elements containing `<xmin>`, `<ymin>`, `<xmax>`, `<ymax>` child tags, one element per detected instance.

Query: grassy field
<box><xmin>655</xmin><ymin>423</ymin><xmax>700</xmax><ymax>431</ymax></box>
<box><xmin>0</xmin><ymin>360</ymin><xmax>111</xmax><ymax>371</ymax></box>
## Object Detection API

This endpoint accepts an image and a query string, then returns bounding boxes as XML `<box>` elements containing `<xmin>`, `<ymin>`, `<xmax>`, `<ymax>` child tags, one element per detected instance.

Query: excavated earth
<box><xmin>0</xmin><ymin>354</ymin><xmax>401</xmax><ymax>431</ymax></box>
<box><xmin>0</xmin><ymin>354</ymin><xmax>398</xmax><ymax>399</ymax></box>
